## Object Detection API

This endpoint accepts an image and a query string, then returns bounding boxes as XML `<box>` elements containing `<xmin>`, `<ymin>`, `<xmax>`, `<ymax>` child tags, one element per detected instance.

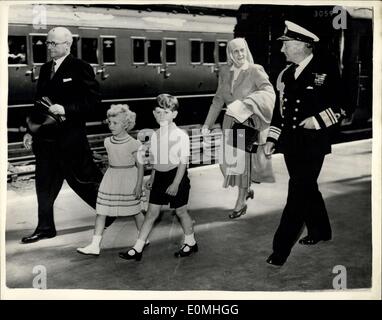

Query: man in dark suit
<box><xmin>264</xmin><ymin>21</ymin><xmax>341</xmax><ymax>266</ymax></box>
<box><xmin>21</xmin><ymin>27</ymin><xmax>109</xmax><ymax>243</ymax></box>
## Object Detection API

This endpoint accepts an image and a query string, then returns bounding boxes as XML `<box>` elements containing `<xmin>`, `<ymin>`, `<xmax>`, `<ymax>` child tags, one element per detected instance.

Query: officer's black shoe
<box><xmin>266</xmin><ymin>253</ymin><xmax>287</xmax><ymax>266</ymax></box>
<box><xmin>298</xmin><ymin>235</ymin><xmax>331</xmax><ymax>245</ymax></box>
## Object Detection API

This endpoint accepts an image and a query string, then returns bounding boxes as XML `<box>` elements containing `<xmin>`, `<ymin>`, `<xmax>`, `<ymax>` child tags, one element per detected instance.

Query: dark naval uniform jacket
<box><xmin>267</xmin><ymin>55</ymin><xmax>341</xmax><ymax>155</ymax></box>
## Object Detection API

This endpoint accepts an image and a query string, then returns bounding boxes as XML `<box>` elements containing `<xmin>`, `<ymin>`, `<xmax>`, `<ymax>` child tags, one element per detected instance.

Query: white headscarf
<box><xmin>227</xmin><ymin>38</ymin><xmax>254</xmax><ymax>67</ymax></box>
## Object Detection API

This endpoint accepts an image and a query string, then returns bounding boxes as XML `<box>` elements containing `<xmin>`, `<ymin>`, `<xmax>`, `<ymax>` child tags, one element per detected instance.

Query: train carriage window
<box><xmin>32</xmin><ymin>35</ymin><xmax>47</xmax><ymax>64</ymax></box>
<box><xmin>190</xmin><ymin>40</ymin><xmax>201</xmax><ymax>63</ymax></box>
<box><xmin>203</xmin><ymin>41</ymin><xmax>215</xmax><ymax>64</ymax></box>
<box><xmin>165</xmin><ymin>39</ymin><xmax>176</xmax><ymax>64</ymax></box>
<box><xmin>102</xmin><ymin>37</ymin><xmax>116</xmax><ymax>64</ymax></box>
<box><xmin>218</xmin><ymin>41</ymin><xmax>227</xmax><ymax>63</ymax></box>
<box><xmin>8</xmin><ymin>36</ymin><xmax>27</xmax><ymax>64</ymax></box>
<box><xmin>133</xmin><ymin>38</ymin><xmax>145</xmax><ymax>64</ymax></box>
<box><xmin>82</xmin><ymin>38</ymin><xmax>98</xmax><ymax>65</ymax></box>
<box><xmin>147</xmin><ymin>40</ymin><xmax>162</xmax><ymax>64</ymax></box>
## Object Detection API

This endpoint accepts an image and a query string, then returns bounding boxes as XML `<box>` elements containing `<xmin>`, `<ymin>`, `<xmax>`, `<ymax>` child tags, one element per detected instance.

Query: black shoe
<box><xmin>119</xmin><ymin>248</ymin><xmax>142</xmax><ymax>261</ymax></box>
<box><xmin>21</xmin><ymin>230</ymin><xmax>56</xmax><ymax>244</ymax></box>
<box><xmin>229</xmin><ymin>205</ymin><xmax>247</xmax><ymax>219</ymax></box>
<box><xmin>266</xmin><ymin>253</ymin><xmax>287</xmax><ymax>266</ymax></box>
<box><xmin>298</xmin><ymin>235</ymin><xmax>331</xmax><ymax>245</ymax></box>
<box><xmin>174</xmin><ymin>243</ymin><xmax>198</xmax><ymax>258</ymax></box>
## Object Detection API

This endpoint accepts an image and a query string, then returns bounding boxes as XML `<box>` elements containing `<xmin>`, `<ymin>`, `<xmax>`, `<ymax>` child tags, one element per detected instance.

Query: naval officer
<box><xmin>264</xmin><ymin>21</ymin><xmax>342</xmax><ymax>266</ymax></box>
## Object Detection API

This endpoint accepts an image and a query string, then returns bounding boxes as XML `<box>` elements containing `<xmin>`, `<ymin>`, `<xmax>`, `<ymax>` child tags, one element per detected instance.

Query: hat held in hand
<box><xmin>27</xmin><ymin>97</ymin><xmax>63</xmax><ymax>133</ymax></box>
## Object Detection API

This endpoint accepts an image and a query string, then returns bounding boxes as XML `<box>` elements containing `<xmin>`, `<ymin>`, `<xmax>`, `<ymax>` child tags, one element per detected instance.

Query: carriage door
<box><xmin>160</xmin><ymin>38</ymin><xmax>177</xmax><ymax>92</ymax></box>
<box><xmin>8</xmin><ymin>29</ymin><xmax>35</xmax><ymax>137</ymax></box>
<box><xmin>185</xmin><ymin>37</ymin><xmax>223</xmax><ymax>94</ymax></box>
<box><xmin>143</xmin><ymin>34</ymin><xmax>165</xmax><ymax>96</ymax></box>
<box><xmin>78</xmin><ymin>28</ymin><xmax>103</xmax><ymax>121</ymax></box>
<box><xmin>8</xmin><ymin>30</ymin><xmax>33</xmax><ymax>107</ymax></box>
<box><xmin>8</xmin><ymin>31</ymin><xmax>47</xmax><ymax>136</ymax></box>
<box><xmin>216</xmin><ymin>40</ymin><xmax>228</xmax><ymax>74</ymax></box>
<box><xmin>8</xmin><ymin>31</ymin><xmax>48</xmax><ymax>106</ymax></box>
<box><xmin>97</xmin><ymin>35</ymin><xmax>116</xmax><ymax>98</ymax></box>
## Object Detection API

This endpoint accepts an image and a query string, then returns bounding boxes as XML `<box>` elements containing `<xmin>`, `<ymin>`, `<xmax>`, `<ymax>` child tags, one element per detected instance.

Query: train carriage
<box><xmin>7</xmin><ymin>4</ymin><xmax>372</xmax><ymax>143</ymax></box>
<box><xmin>8</xmin><ymin>4</ymin><xmax>236</xmax><ymax>140</ymax></box>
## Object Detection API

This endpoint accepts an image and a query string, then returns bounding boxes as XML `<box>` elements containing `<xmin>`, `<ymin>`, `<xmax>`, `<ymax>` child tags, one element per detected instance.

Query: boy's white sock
<box><xmin>132</xmin><ymin>239</ymin><xmax>145</xmax><ymax>253</ymax></box>
<box><xmin>138</xmin><ymin>232</ymin><xmax>150</xmax><ymax>246</ymax></box>
<box><xmin>184</xmin><ymin>233</ymin><xmax>196</xmax><ymax>246</ymax></box>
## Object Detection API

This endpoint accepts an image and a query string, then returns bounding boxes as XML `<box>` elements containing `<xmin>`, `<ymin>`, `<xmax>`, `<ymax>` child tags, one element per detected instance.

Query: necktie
<box><xmin>50</xmin><ymin>60</ymin><xmax>56</xmax><ymax>80</ymax></box>
<box><xmin>283</xmin><ymin>63</ymin><xmax>298</xmax><ymax>82</ymax></box>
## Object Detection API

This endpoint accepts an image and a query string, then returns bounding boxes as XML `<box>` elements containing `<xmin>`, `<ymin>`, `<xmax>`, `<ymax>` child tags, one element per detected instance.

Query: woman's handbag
<box><xmin>251</xmin><ymin>144</ymin><xmax>275</xmax><ymax>183</ymax></box>
<box><xmin>226</xmin><ymin>117</ymin><xmax>259</xmax><ymax>153</ymax></box>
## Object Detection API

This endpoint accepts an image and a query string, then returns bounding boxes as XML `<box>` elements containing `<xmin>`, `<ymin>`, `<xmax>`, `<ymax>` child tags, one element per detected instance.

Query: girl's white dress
<box><xmin>96</xmin><ymin>135</ymin><xmax>144</xmax><ymax>216</ymax></box>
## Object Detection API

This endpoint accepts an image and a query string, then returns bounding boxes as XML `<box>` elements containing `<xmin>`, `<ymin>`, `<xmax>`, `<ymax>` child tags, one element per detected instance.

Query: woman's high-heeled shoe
<box><xmin>119</xmin><ymin>248</ymin><xmax>142</xmax><ymax>261</ymax></box>
<box><xmin>246</xmin><ymin>189</ymin><xmax>254</xmax><ymax>200</ymax></box>
<box><xmin>229</xmin><ymin>205</ymin><xmax>247</xmax><ymax>219</ymax></box>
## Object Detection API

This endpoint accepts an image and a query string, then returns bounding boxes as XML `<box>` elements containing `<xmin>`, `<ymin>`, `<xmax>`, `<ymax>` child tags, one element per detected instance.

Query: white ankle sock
<box><xmin>92</xmin><ymin>235</ymin><xmax>102</xmax><ymax>247</ymax></box>
<box><xmin>77</xmin><ymin>235</ymin><xmax>102</xmax><ymax>254</ymax></box>
<box><xmin>184</xmin><ymin>233</ymin><xmax>196</xmax><ymax>246</ymax></box>
<box><xmin>132</xmin><ymin>239</ymin><xmax>145</xmax><ymax>253</ymax></box>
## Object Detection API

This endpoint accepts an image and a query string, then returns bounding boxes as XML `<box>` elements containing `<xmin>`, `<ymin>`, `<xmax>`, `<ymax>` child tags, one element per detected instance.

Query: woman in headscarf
<box><xmin>202</xmin><ymin>37</ymin><xmax>276</xmax><ymax>219</ymax></box>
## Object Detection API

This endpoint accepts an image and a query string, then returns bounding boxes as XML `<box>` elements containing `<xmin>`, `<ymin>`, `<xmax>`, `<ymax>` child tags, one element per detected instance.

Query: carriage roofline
<box><xmin>8</xmin><ymin>4</ymin><xmax>236</xmax><ymax>33</ymax></box>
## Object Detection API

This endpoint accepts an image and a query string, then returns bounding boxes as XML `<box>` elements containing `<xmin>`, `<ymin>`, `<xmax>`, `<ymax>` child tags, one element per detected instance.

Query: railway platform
<box><xmin>4</xmin><ymin>139</ymin><xmax>373</xmax><ymax>295</ymax></box>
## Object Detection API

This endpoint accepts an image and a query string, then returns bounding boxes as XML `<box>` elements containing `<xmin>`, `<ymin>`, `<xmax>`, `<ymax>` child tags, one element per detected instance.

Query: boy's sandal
<box><xmin>119</xmin><ymin>248</ymin><xmax>142</xmax><ymax>261</ymax></box>
<box><xmin>174</xmin><ymin>243</ymin><xmax>198</xmax><ymax>258</ymax></box>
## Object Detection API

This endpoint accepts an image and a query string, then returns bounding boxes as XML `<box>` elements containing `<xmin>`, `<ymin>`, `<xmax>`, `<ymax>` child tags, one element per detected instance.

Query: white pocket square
<box><xmin>306</xmin><ymin>86</ymin><xmax>314</xmax><ymax>89</ymax></box>
<box><xmin>63</xmin><ymin>78</ymin><xmax>72</xmax><ymax>82</ymax></box>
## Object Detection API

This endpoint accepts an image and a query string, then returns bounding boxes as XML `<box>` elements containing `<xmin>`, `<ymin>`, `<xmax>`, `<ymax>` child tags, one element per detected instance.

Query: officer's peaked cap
<box><xmin>277</xmin><ymin>20</ymin><xmax>319</xmax><ymax>43</ymax></box>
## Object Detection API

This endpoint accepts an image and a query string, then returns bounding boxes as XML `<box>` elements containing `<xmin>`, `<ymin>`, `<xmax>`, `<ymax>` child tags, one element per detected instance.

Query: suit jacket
<box><xmin>267</xmin><ymin>56</ymin><xmax>341</xmax><ymax>155</ymax></box>
<box><xmin>32</xmin><ymin>54</ymin><xmax>101</xmax><ymax>182</ymax></box>
<box><xmin>204</xmin><ymin>63</ymin><xmax>275</xmax><ymax>144</ymax></box>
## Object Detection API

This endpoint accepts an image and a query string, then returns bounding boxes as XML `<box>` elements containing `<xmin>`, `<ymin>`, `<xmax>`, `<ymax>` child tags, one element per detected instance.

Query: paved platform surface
<box><xmin>5</xmin><ymin>139</ymin><xmax>372</xmax><ymax>293</ymax></box>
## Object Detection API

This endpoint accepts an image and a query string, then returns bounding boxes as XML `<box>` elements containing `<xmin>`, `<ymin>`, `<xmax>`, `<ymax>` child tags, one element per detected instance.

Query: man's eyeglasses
<box><xmin>46</xmin><ymin>41</ymin><xmax>67</xmax><ymax>47</ymax></box>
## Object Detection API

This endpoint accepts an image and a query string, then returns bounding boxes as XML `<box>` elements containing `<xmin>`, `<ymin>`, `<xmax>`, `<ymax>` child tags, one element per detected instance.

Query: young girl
<box><xmin>77</xmin><ymin>104</ymin><xmax>147</xmax><ymax>256</ymax></box>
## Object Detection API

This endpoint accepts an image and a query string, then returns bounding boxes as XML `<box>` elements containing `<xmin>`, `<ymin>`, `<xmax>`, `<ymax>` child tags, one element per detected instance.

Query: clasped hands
<box><xmin>299</xmin><ymin>116</ymin><xmax>316</xmax><ymax>129</ymax></box>
<box><xmin>263</xmin><ymin>141</ymin><xmax>275</xmax><ymax>158</ymax></box>
<box><xmin>263</xmin><ymin>117</ymin><xmax>316</xmax><ymax>158</ymax></box>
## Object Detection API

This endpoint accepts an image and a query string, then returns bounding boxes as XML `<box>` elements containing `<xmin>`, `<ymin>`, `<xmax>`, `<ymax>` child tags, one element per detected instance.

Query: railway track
<box><xmin>7</xmin><ymin>121</ymin><xmax>372</xmax><ymax>183</ymax></box>
<box><xmin>7</xmin><ymin>124</ymin><xmax>223</xmax><ymax>182</ymax></box>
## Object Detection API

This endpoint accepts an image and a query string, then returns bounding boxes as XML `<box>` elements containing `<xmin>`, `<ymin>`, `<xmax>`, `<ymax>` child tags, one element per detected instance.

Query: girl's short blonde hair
<box><xmin>107</xmin><ymin>104</ymin><xmax>136</xmax><ymax>131</ymax></box>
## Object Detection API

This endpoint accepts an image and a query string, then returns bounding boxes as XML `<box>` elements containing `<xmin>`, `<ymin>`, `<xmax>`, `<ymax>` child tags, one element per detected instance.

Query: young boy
<box><xmin>119</xmin><ymin>94</ymin><xmax>197</xmax><ymax>261</ymax></box>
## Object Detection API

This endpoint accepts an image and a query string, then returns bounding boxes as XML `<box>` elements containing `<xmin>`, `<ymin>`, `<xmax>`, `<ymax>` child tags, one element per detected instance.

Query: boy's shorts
<box><xmin>149</xmin><ymin>167</ymin><xmax>190</xmax><ymax>209</ymax></box>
